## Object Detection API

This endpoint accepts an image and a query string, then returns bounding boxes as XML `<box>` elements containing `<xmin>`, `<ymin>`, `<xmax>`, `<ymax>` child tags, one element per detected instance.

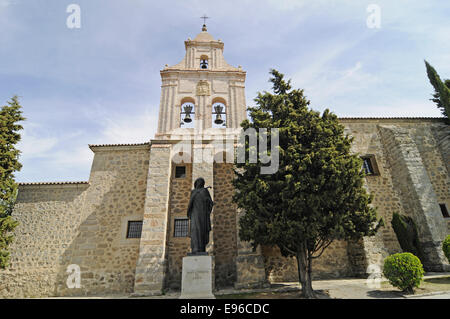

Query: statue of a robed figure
<box><xmin>187</xmin><ymin>177</ymin><xmax>214</xmax><ymax>255</ymax></box>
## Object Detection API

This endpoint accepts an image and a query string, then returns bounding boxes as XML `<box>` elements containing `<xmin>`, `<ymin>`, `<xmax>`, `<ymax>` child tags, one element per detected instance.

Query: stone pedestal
<box><xmin>180</xmin><ymin>255</ymin><xmax>215</xmax><ymax>299</ymax></box>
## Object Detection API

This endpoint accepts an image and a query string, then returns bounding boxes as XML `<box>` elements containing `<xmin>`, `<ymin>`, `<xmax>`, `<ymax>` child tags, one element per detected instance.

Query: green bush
<box><xmin>383</xmin><ymin>253</ymin><xmax>424</xmax><ymax>294</ymax></box>
<box><xmin>443</xmin><ymin>235</ymin><xmax>450</xmax><ymax>263</ymax></box>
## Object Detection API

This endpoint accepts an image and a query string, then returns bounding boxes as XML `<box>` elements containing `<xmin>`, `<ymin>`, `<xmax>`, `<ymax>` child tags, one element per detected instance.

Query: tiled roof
<box><xmin>18</xmin><ymin>181</ymin><xmax>89</xmax><ymax>186</ymax></box>
<box><xmin>338</xmin><ymin>117</ymin><xmax>444</xmax><ymax>120</ymax></box>
<box><xmin>88</xmin><ymin>142</ymin><xmax>150</xmax><ymax>148</ymax></box>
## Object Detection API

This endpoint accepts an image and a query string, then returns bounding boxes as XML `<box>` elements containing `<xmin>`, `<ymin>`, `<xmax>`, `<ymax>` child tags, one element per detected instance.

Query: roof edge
<box><xmin>18</xmin><ymin>181</ymin><xmax>90</xmax><ymax>188</ymax></box>
<box><xmin>338</xmin><ymin>117</ymin><xmax>445</xmax><ymax>120</ymax></box>
<box><xmin>89</xmin><ymin>142</ymin><xmax>151</xmax><ymax>152</ymax></box>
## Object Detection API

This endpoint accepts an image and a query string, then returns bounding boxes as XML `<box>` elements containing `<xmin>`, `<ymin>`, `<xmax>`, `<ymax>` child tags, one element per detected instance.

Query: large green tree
<box><xmin>0</xmin><ymin>96</ymin><xmax>24</xmax><ymax>269</ymax></box>
<box><xmin>425</xmin><ymin>60</ymin><xmax>450</xmax><ymax>122</ymax></box>
<box><xmin>233</xmin><ymin>70</ymin><xmax>382</xmax><ymax>298</ymax></box>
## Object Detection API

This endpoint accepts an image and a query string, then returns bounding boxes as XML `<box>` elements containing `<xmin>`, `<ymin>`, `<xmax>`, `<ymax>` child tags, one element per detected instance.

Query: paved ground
<box><xmin>407</xmin><ymin>292</ymin><xmax>450</xmax><ymax>299</ymax></box>
<box><xmin>44</xmin><ymin>272</ymin><xmax>449</xmax><ymax>299</ymax></box>
<box><xmin>280</xmin><ymin>272</ymin><xmax>450</xmax><ymax>299</ymax></box>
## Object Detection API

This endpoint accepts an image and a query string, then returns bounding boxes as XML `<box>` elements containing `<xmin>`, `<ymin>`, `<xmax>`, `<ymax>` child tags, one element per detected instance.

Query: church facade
<box><xmin>1</xmin><ymin>26</ymin><xmax>449</xmax><ymax>298</ymax></box>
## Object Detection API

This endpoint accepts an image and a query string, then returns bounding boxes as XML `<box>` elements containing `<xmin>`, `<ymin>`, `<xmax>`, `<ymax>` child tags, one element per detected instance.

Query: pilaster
<box><xmin>133</xmin><ymin>144</ymin><xmax>172</xmax><ymax>295</ymax></box>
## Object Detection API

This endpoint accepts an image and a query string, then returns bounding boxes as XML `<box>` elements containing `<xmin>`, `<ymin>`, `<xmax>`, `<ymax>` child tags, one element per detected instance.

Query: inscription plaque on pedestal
<box><xmin>180</xmin><ymin>255</ymin><xmax>215</xmax><ymax>299</ymax></box>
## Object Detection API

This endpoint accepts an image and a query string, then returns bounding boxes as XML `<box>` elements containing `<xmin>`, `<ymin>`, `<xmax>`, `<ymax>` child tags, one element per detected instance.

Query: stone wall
<box><xmin>166</xmin><ymin>163</ymin><xmax>192</xmax><ymax>290</ymax></box>
<box><xmin>342</xmin><ymin>119</ymin><xmax>406</xmax><ymax>273</ymax></box>
<box><xmin>262</xmin><ymin>241</ymin><xmax>353</xmax><ymax>282</ymax></box>
<box><xmin>379</xmin><ymin>124</ymin><xmax>448</xmax><ymax>270</ymax></box>
<box><xmin>57</xmin><ymin>146</ymin><xmax>150</xmax><ymax>296</ymax></box>
<box><xmin>260</xmin><ymin>119</ymin><xmax>450</xmax><ymax>282</ymax></box>
<box><xmin>0</xmin><ymin>144</ymin><xmax>150</xmax><ymax>298</ymax></box>
<box><xmin>1</xmin><ymin>119</ymin><xmax>448</xmax><ymax>297</ymax></box>
<box><xmin>0</xmin><ymin>183</ymin><xmax>88</xmax><ymax>298</ymax></box>
<box><xmin>213</xmin><ymin>162</ymin><xmax>238</xmax><ymax>288</ymax></box>
<box><xmin>414</xmin><ymin>125</ymin><xmax>449</xmax><ymax>212</ymax></box>
<box><xmin>134</xmin><ymin>143</ymin><xmax>172</xmax><ymax>295</ymax></box>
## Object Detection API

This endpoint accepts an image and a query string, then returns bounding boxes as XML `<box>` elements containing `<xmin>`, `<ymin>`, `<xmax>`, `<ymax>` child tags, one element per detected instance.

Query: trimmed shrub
<box><xmin>383</xmin><ymin>253</ymin><xmax>424</xmax><ymax>294</ymax></box>
<box><xmin>391</xmin><ymin>212</ymin><xmax>423</xmax><ymax>260</ymax></box>
<box><xmin>443</xmin><ymin>235</ymin><xmax>450</xmax><ymax>263</ymax></box>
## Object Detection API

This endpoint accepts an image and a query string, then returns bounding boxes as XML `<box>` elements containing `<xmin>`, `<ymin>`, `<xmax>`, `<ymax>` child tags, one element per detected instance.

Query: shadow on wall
<box><xmin>1</xmin><ymin>184</ymin><xmax>87</xmax><ymax>298</ymax></box>
<box><xmin>54</xmin><ymin>150</ymin><xmax>149</xmax><ymax>297</ymax></box>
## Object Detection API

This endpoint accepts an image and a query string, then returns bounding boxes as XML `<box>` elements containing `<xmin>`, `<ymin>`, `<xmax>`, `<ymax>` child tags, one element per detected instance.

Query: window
<box><xmin>361</xmin><ymin>155</ymin><xmax>379</xmax><ymax>176</ymax></box>
<box><xmin>175</xmin><ymin>166</ymin><xmax>186</xmax><ymax>178</ymax></box>
<box><xmin>126</xmin><ymin>221</ymin><xmax>143</xmax><ymax>238</ymax></box>
<box><xmin>362</xmin><ymin>157</ymin><xmax>374</xmax><ymax>175</ymax></box>
<box><xmin>174</xmin><ymin>218</ymin><xmax>189</xmax><ymax>237</ymax></box>
<box><xmin>439</xmin><ymin>204</ymin><xmax>449</xmax><ymax>218</ymax></box>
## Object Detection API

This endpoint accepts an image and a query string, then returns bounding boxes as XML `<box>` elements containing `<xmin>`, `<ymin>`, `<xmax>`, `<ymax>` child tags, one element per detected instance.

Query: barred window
<box><xmin>361</xmin><ymin>155</ymin><xmax>379</xmax><ymax>176</ymax></box>
<box><xmin>362</xmin><ymin>157</ymin><xmax>374</xmax><ymax>175</ymax></box>
<box><xmin>126</xmin><ymin>221</ymin><xmax>143</xmax><ymax>238</ymax></box>
<box><xmin>174</xmin><ymin>218</ymin><xmax>189</xmax><ymax>237</ymax></box>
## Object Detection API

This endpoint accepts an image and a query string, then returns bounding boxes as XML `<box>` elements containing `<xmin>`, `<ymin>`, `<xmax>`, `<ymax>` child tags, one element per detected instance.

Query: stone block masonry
<box><xmin>379</xmin><ymin>125</ymin><xmax>448</xmax><ymax>271</ymax></box>
<box><xmin>1</xmin><ymin>144</ymin><xmax>151</xmax><ymax>297</ymax></box>
<box><xmin>134</xmin><ymin>144</ymin><xmax>172</xmax><ymax>295</ymax></box>
<box><xmin>0</xmin><ymin>183</ymin><xmax>88</xmax><ymax>298</ymax></box>
<box><xmin>166</xmin><ymin>163</ymin><xmax>192</xmax><ymax>290</ymax></box>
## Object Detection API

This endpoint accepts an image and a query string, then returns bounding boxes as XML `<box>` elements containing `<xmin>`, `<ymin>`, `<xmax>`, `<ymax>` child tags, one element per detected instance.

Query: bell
<box><xmin>183</xmin><ymin>105</ymin><xmax>193</xmax><ymax>123</ymax></box>
<box><xmin>213</xmin><ymin>104</ymin><xmax>224</xmax><ymax>125</ymax></box>
<box><xmin>184</xmin><ymin>113</ymin><xmax>192</xmax><ymax>123</ymax></box>
<box><xmin>214</xmin><ymin>113</ymin><xmax>223</xmax><ymax>125</ymax></box>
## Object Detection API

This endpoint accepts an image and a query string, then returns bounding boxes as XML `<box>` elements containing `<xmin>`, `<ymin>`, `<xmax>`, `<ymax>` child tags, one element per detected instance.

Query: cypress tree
<box><xmin>0</xmin><ymin>96</ymin><xmax>24</xmax><ymax>269</ymax></box>
<box><xmin>425</xmin><ymin>60</ymin><xmax>450</xmax><ymax>122</ymax></box>
<box><xmin>233</xmin><ymin>70</ymin><xmax>382</xmax><ymax>298</ymax></box>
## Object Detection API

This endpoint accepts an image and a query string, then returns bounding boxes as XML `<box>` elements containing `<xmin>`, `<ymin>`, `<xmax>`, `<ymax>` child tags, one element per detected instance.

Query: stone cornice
<box><xmin>184</xmin><ymin>40</ymin><xmax>224</xmax><ymax>50</ymax></box>
<box><xmin>160</xmin><ymin>69</ymin><xmax>246</xmax><ymax>77</ymax></box>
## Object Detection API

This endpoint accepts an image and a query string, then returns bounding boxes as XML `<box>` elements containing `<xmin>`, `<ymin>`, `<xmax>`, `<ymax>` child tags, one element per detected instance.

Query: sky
<box><xmin>0</xmin><ymin>0</ymin><xmax>449</xmax><ymax>182</ymax></box>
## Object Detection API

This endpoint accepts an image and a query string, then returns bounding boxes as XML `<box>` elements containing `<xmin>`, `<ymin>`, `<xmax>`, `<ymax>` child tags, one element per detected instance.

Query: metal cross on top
<box><xmin>200</xmin><ymin>14</ymin><xmax>209</xmax><ymax>25</ymax></box>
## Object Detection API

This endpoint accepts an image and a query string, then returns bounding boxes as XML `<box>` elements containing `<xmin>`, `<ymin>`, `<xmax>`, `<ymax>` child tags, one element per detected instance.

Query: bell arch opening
<box><xmin>180</xmin><ymin>97</ymin><xmax>196</xmax><ymax>129</ymax></box>
<box><xmin>211</xmin><ymin>97</ymin><xmax>227</xmax><ymax>128</ymax></box>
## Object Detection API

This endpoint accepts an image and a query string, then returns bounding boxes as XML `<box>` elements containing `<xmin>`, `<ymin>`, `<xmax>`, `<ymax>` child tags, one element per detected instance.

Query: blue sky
<box><xmin>0</xmin><ymin>0</ymin><xmax>449</xmax><ymax>182</ymax></box>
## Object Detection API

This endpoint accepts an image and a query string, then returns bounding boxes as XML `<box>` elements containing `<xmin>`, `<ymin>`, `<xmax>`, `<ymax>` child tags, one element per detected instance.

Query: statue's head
<box><xmin>194</xmin><ymin>177</ymin><xmax>205</xmax><ymax>189</ymax></box>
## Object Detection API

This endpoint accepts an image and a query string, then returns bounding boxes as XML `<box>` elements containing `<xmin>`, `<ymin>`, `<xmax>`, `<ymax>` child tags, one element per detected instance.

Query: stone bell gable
<box><xmin>156</xmin><ymin>25</ymin><xmax>247</xmax><ymax>138</ymax></box>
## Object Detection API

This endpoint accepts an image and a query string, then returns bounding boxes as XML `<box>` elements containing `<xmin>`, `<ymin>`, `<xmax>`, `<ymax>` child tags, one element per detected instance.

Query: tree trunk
<box><xmin>296</xmin><ymin>243</ymin><xmax>315</xmax><ymax>298</ymax></box>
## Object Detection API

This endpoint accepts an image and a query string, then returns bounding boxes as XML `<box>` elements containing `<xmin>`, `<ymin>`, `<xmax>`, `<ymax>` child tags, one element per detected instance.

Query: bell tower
<box><xmin>134</xmin><ymin>24</ymin><xmax>269</xmax><ymax>296</ymax></box>
<box><xmin>155</xmin><ymin>24</ymin><xmax>247</xmax><ymax>139</ymax></box>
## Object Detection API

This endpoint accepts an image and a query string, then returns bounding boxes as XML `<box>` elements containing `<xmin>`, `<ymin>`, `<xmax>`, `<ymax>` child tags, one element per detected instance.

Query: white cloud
<box><xmin>307</xmin><ymin>61</ymin><xmax>379</xmax><ymax>101</ymax></box>
<box><xmin>100</xmin><ymin>110</ymin><xmax>157</xmax><ymax>144</ymax></box>
<box><xmin>339</xmin><ymin>98</ymin><xmax>443</xmax><ymax>118</ymax></box>
<box><xmin>17</xmin><ymin>125</ymin><xmax>59</xmax><ymax>159</ymax></box>
<box><xmin>50</xmin><ymin>146</ymin><xmax>93</xmax><ymax>168</ymax></box>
